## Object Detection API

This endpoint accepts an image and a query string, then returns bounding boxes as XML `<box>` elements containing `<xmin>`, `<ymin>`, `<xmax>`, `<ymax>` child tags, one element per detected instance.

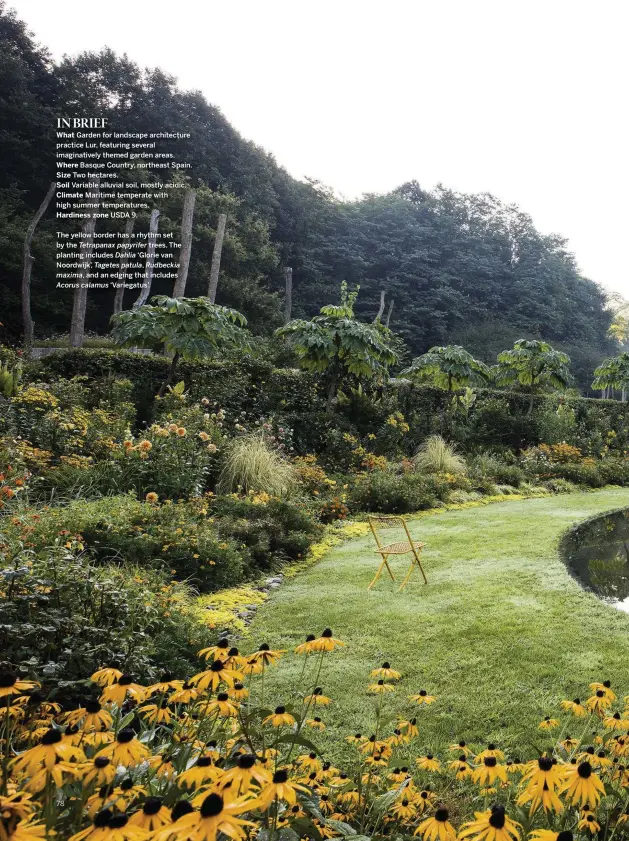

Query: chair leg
<box><xmin>414</xmin><ymin>548</ymin><xmax>428</xmax><ymax>585</ymax></box>
<box><xmin>368</xmin><ymin>554</ymin><xmax>395</xmax><ymax>590</ymax></box>
<box><xmin>398</xmin><ymin>549</ymin><xmax>427</xmax><ymax>591</ymax></box>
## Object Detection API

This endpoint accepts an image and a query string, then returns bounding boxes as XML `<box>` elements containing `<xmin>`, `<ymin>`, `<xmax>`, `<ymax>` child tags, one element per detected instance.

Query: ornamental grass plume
<box><xmin>413</xmin><ymin>435</ymin><xmax>466</xmax><ymax>475</ymax></box>
<box><xmin>216</xmin><ymin>433</ymin><xmax>295</xmax><ymax>496</ymax></box>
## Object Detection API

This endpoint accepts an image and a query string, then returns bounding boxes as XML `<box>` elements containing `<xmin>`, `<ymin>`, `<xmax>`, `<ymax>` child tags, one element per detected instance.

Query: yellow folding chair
<box><xmin>368</xmin><ymin>515</ymin><xmax>427</xmax><ymax>591</ymax></box>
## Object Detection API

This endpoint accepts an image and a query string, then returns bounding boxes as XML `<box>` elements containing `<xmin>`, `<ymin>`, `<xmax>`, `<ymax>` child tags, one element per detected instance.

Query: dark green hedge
<box><xmin>26</xmin><ymin>349</ymin><xmax>629</xmax><ymax>457</ymax></box>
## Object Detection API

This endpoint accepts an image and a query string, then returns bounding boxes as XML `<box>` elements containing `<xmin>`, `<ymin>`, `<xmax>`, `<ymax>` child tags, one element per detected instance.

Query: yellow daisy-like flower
<box><xmin>371</xmin><ymin>662</ymin><xmax>402</xmax><ymax>681</ymax></box>
<box><xmin>128</xmin><ymin>797</ymin><xmax>171</xmax><ymax>831</ymax></box>
<box><xmin>560</xmin><ymin>761</ymin><xmax>605</xmax><ymax>808</ymax></box>
<box><xmin>472</xmin><ymin>756</ymin><xmax>507</xmax><ymax>787</ymax></box>
<box><xmin>99</xmin><ymin>674</ymin><xmax>146</xmax><ymax>706</ymax></box>
<box><xmin>410</xmin><ymin>690</ymin><xmax>436</xmax><ymax>705</ymax></box>
<box><xmin>198</xmin><ymin>638</ymin><xmax>231</xmax><ymax>661</ymax></box>
<box><xmin>229</xmin><ymin>682</ymin><xmax>249</xmax><ymax>703</ymax></box>
<box><xmin>76</xmin><ymin>755</ymin><xmax>117</xmax><ymax>788</ymax></box>
<box><xmin>458</xmin><ymin>805</ymin><xmax>521</xmax><ymax>841</ymax></box>
<box><xmin>263</xmin><ymin>705</ymin><xmax>296</xmax><ymax>727</ymax></box>
<box><xmin>448</xmin><ymin>740</ymin><xmax>472</xmax><ymax>756</ymax></box>
<box><xmin>578</xmin><ymin>811</ymin><xmax>601</xmax><ymax>834</ymax></box>
<box><xmin>529</xmin><ymin>831</ymin><xmax>574</xmax><ymax>841</ymax></box>
<box><xmin>476</xmin><ymin>744</ymin><xmax>505</xmax><ymax>762</ymax></box>
<box><xmin>70</xmin><ymin>810</ymin><xmax>154</xmax><ymax>841</ymax></box>
<box><xmin>368</xmin><ymin>680</ymin><xmax>395</xmax><ymax>694</ymax></box>
<box><xmin>199</xmin><ymin>692</ymin><xmax>239</xmax><ymax>718</ymax></box>
<box><xmin>189</xmin><ymin>659</ymin><xmax>241</xmax><ymax>692</ymax></box>
<box><xmin>169</xmin><ymin>682</ymin><xmax>199</xmax><ymax>705</ymax></box>
<box><xmin>416</xmin><ymin>754</ymin><xmax>441</xmax><ymax>772</ymax></box>
<box><xmin>257</xmin><ymin>769</ymin><xmax>310</xmax><ymax>810</ymax></box>
<box><xmin>177</xmin><ymin>755</ymin><xmax>224</xmax><ymax>789</ymax></box>
<box><xmin>137</xmin><ymin>701</ymin><xmax>172</xmax><ymax>725</ymax></box>
<box><xmin>247</xmin><ymin>643</ymin><xmax>286</xmax><ymax>666</ymax></box>
<box><xmin>220</xmin><ymin>753</ymin><xmax>272</xmax><ymax>796</ymax></box>
<box><xmin>604</xmin><ymin>712</ymin><xmax>629</xmax><ymax>730</ymax></box>
<box><xmin>64</xmin><ymin>700</ymin><xmax>112</xmax><ymax>732</ymax></box>
<box><xmin>414</xmin><ymin>807</ymin><xmax>457</xmax><ymax>841</ymax></box>
<box><xmin>590</xmin><ymin>680</ymin><xmax>616</xmax><ymax>701</ymax></box>
<box><xmin>304</xmin><ymin>688</ymin><xmax>331</xmax><ymax>705</ymax></box>
<box><xmin>585</xmin><ymin>690</ymin><xmax>612</xmax><ymax>715</ymax></box>
<box><xmin>294</xmin><ymin>634</ymin><xmax>319</xmax><ymax>655</ymax></box>
<box><xmin>97</xmin><ymin>727</ymin><xmax>151</xmax><ymax>767</ymax></box>
<box><xmin>308</xmin><ymin>628</ymin><xmax>345</xmax><ymax>653</ymax></box>
<box><xmin>11</xmin><ymin>728</ymin><xmax>85</xmax><ymax>778</ymax></box>
<box><xmin>305</xmin><ymin>717</ymin><xmax>326</xmax><ymax>730</ymax></box>
<box><xmin>0</xmin><ymin>672</ymin><xmax>39</xmax><ymax>699</ymax></box>
<box><xmin>538</xmin><ymin>717</ymin><xmax>560</xmax><ymax>730</ymax></box>
<box><xmin>560</xmin><ymin>698</ymin><xmax>587</xmax><ymax>717</ymax></box>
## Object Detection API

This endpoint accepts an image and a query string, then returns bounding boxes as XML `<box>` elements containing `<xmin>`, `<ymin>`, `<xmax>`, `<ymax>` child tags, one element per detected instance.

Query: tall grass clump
<box><xmin>217</xmin><ymin>433</ymin><xmax>296</xmax><ymax>495</ymax></box>
<box><xmin>413</xmin><ymin>434</ymin><xmax>466</xmax><ymax>474</ymax></box>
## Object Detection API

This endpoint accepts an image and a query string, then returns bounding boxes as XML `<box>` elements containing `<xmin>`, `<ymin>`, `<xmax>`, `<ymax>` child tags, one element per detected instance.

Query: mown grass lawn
<box><xmin>244</xmin><ymin>488</ymin><xmax>629</xmax><ymax>763</ymax></box>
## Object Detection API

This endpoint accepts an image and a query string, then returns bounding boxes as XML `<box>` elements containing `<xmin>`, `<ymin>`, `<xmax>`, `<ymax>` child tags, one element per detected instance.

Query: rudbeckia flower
<box><xmin>309</xmin><ymin>629</ymin><xmax>345</xmax><ymax>653</ymax></box>
<box><xmin>263</xmin><ymin>706</ymin><xmax>295</xmax><ymax>727</ymax></box>
<box><xmin>472</xmin><ymin>757</ymin><xmax>507</xmax><ymax>787</ymax></box>
<box><xmin>577</xmin><ymin>811</ymin><xmax>601</xmax><ymax>834</ymax></box>
<box><xmin>189</xmin><ymin>660</ymin><xmax>241</xmax><ymax>692</ymax></box>
<box><xmin>585</xmin><ymin>690</ymin><xmax>612</xmax><ymax>715</ymax></box>
<box><xmin>538</xmin><ymin>717</ymin><xmax>560</xmax><ymax>730</ymax></box>
<box><xmin>399</xmin><ymin>718</ymin><xmax>419</xmax><ymax>739</ymax></box>
<box><xmin>64</xmin><ymin>700</ymin><xmax>112</xmax><ymax>732</ymax></box>
<box><xmin>69</xmin><ymin>809</ymin><xmax>147</xmax><ymax>841</ymax></box>
<box><xmin>410</xmin><ymin>690</ymin><xmax>436</xmax><ymax>705</ymax></box>
<box><xmin>168</xmin><ymin>682</ymin><xmax>199</xmax><ymax>705</ymax></box>
<box><xmin>448</xmin><ymin>739</ymin><xmax>471</xmax><ymax>756</ymax></box>
<box><xmin>177</xmin><ymin>755</ymin><xmax>224</xmax><ymax>789</ymax></box>
<box><xmin>530</xmin><ymin>831</ymin><xmax>574</xmax><ymax>841</ymax></box>
<box><xmin>220</xmin><ymin>753</ymin><xmax>272</xmax><ymax>795</ymax></box>
<box><xmin>416</xmin><ymin>754</ymin><xmax>441</xmax><ymax>772</ymax></box>
<box><xmin>99</xmin><ymin>675</ymin><xmax>146</xmax><ymax>706</ymax></box>
<box><xmin>604</xmin><ymin>712</ymin><xmax>629</xmax><ymax>730</ymax></box>
<box><xmin>451</xmin><ymin>757</ymin><xmax>473</xmax><ymax>780</ymax></box>
<box><xmin>476</xmin><ymin>744</ymin><xmax>505</xmax><ymax>761</ymax></box>
<box><xmin>200</xmin><ymin>692</ymin><xmax>239</xmax><ymax>718</ymax></box>
<box><xmin>560</xmin><ymin>761</ymin><xmax>605</xmax><ymax>808</ymax></box>
<box><xmin>128</xmin><ymin>797</ymin><xmax>171</xmax><ymax>831</ymax></box>
<box><xmin>77</xmin><ymin>755</ymin><xmax>117</xmax><ymax>788</ymax></box>
<box><xmin>138</xmin><ymin>701</ymin><xmax>172</xmax><ymax>725</ymax></box>
<box><xmin>414</xmin><ymin>807</ymin><xmax>457</xmax><ymax>841</ymax></box>
<box><xmin>305</xmin><ymin>717</ymin><xmax>326</xmax><ymax>730</ymax></box>
<box><xmin>371</xmin><ymin>662</ymin><xmax>402</xmax><ymax>681</ymax></box>
<box><xmin>257</xmin><ymin>769</ymin><xmax>310</xmax><ymax>810</ymax></box>
<box><xmin>12</xmin><ymin>728</ymin><xmax>85</xmax><ymax>778</ymax></box>
<box><xmin>4</xmin><ymin>815</ymin><xmax>46</xmax><ymax>841</ymax></box>
<box><xmin>304</xmin><ymin>687</ymin><xmax>331</xmax><ymax>705</ymax></box>
<box><xmin>98</xmin><ymin>727</ymin><xmax>150</xmax><ymax>767</ymax></box>
<box><xmin>295</xmin><ymin>634</ymin><xmax>318</xmax><ymax>655</ymax></box>
<box><xmin>296</xmin><ymin>752</ymin><xmax>322</xmax><ymax>772</ymax></box>
<box><xmin>560</xmin><ymin>699</ymin><xmax>587</xmax><ymax>717</ymax></box>
<box><xmin>368</xmin><ymin>680</ymin><xmax>395</xmax><ymax>694</ymax></box>
<box><xmin>229</xmin><ymin>682</ymin><xmax>249</xmax><ymax>702</ymax></box>
<box><xmin>247</xmin><ymin>643</ymin><xmax>286</xmax><ymax>667</ymax></box>
<box><xmin>590</xmin><ymin>680</ymin><xmax>616</xmax><ymax>701</ymax></box>
<box><xmin>0</xmin><ymin>672</ymin><xmax>39</xmax><ymax>699</ymax></box>
<box><xmin>198</xmin><ymin>638</ymin><xmax>231</xmax><ymax>661</ymax></box>
<box><xmin>90</xmin><ymin>667</ymin><xmax>123</xmax><ymax>688</ymax></box>
<box><xmin>458</xmin><ymin>805</ymin><xmax>521</xmax><ymax>841</ymax></box>
<box><xmin>147</xmin><ymin>672</ymin><xmax>184</xmax><ymax>695</ymax></box>
<box><xmin>389</xmin><ymin>796</ymin><xmax>417</xmax><ymax>822</ymax></box>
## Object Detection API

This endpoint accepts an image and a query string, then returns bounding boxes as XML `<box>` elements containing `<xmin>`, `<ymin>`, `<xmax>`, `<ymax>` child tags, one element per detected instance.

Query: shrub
<box><xmin>468</xmin><ymin>452</ymin><xmax>525</xmax><ymax>487</ymax></box>
<box><xmin>0</xmin><ymin>544</ymin><xmax>213</xmax><ymax>699</ymax></box>
<box><xmin>217</xmin><ymin>433</ymin><xmax>295</xmax><ymax>495</ymax></box>
<box><xmin>413</xmin><ymin>434</ymin><xmax>466</xmax><ymax>474</ymax></box>
<box><xmin>349</xmin><ymin>471</ymin><xmax>439</xmax><ymax>514</ymax></box>
<box><xmin>320</xmin><ymin>496</ymin><xmax>350</xmax><ymax>523</ymax></box>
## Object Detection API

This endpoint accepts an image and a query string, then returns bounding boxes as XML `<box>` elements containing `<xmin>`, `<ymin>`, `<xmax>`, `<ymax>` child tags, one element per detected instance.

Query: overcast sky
<box><xmin>11</xmin><ymin>0</ymin><xmax>629</xmax><ymax>299</ymax></box>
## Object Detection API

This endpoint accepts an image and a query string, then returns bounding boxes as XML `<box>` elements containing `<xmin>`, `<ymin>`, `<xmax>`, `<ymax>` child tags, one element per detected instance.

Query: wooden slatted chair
<box><xmin>368</xmin><ymin>515</ymin><xmax>427</xmax><ymax>591</ymax></box>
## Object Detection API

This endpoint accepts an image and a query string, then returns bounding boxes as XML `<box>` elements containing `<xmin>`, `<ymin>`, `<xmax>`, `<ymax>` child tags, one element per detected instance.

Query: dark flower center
<box><xmin>41</xmin><ymin>729</ymin><xmax>62</xmax><ymax>745</ymax></box>
<box><xmin>118</xmin><ymin>674</ymin><xmax>133</xmax><ymax>686</ymax></box>
<box><xmin>197</xmin><ymin>757</ymin><xmax>213</xmax><ymax>767</ymax></box>
<box><xmin>143</xmin><ymin>797</ymin><xmax>162</xmax><ymax>815</ymax></box>
<box><xmin>539</xmin><ymin>756</ymin><xmax>553</xmax><ymax>771</ymax></box>
<box><xmin>211</xmin><ymin>660</ymin><xmax>224</xmax><ymax>672</ymax></box>
<box><xmin>94</xmin><ymin>809</ymin><xmax>112</xmax><ymax>828</ymax></box>
<box><xmin>120</xmin><ymin>778</ymin><xmax>134</xmax><ymax>791</ymax></box>
<box><xmin>201</xmin><ymin>793</ymin><xmax>224</xmax><ymax>818</ymax></box>
<box><xmin>0</xmin><ymin>672</ymin><xmax>17</xmax><ymax>688</ymax></box>
<box><xmin>305</xmin><ymin>635</ymin><xmax>315</xmax><ymax>641</ymax></box>
<box><xmin>275</xmin><ymin>706</ymin><xmax>286</xmax><ymax>714</ymax></box>
<box><xmin>109</xmin><ymin>814</ymin><xmax>129</xmax><ymax>828</ymax></box>
<box><xmin>238</xmin><ymin>754</ymin><xmax>256</xmax><ymax>769</ymax></box>
<box><xmin>309</xmin><ymin>752</ymin><xmax>316</xmax><ymax>759</ymax></box>
<box><xmin>435</xmin><ymin>808</ymin><xmax>449</xmax><ymax>822</ymax></box>
<box><xmin>117</xmin><ymin>728</ymin><xmax>135</xmax><ymax>744</ymax></box>
<box><xmin>273</xmin><ymin>770</ymin><xmax>288</xmax><ymax>783</ymax></box>
<box><xmin>259</xmin><ymin>643</ymin><xmax>270</xmax><ymax>651</ymax></box>
<box><xmin>160</xmin><ymin>673</ymin><xmax>173</xmax><ymax>682</ymax></box>
<box><xmin>484</xmin><ymin>757</ymin><xmax>497</xmax><ymax>767</ymax></box>
<box><xmin>228</xmin><ymin>648</ymin><xmax>239</xmax><ymax>657</ymax></box>
<box><xmin>217</xmin><ymin>693</ymin><xmax>229</xmax><ymax>701</ymax></box>
<box><xmin>489</xmin><ymin>806</ymin><xmax>505</xmax><ymax>829</ymax></box>
<box><xmin>321</xmin><ymin>629</ymin><xmax>332</xmax><ymax>638</ymax></box>
<box><xmin>578</xmin><ymin>762</ymin><xmax>593</xmax><ymax>778</ymax></box>
<box><xmin>557</xmin><ymin>832</ymin><xmax>573</xmax><ymax>841</ymax></box>
<box><xmin>172</xmin><ymin>801</ymin><xmax>194</xmax><ymax>821</ymax></box>
<box><xmin>382</xmin><ymin>662</ymin><xmax>390</xmax><ymax>668</ymax></box>
<box><xmin>596</xmin><ymin>690</ymin><xmax>604</xmax><ymax>697</ymax></box>
<box><xmin>95</xmin><ymin>757</ymin><xmax>110</xmax><ymax>768</ymax></box>
<box><xmin>85</xmin><ymin>700</ymin><xmax>102</xmax><ymax>714</ymax></box>
<box><xmin>218</xmin><ymin>639</ymin><xmax>229</xmax><ymax>648</ymax></box>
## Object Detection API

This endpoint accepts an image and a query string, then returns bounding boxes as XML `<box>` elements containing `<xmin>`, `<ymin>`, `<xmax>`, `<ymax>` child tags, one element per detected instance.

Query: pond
<box><xmin>561</xmin><ymin>507</ymin><xmax>629</xmax><ymax>612</ymax></box>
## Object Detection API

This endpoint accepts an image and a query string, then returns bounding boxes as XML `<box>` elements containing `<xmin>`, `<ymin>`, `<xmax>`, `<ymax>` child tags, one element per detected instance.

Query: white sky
<box><xmin>11</xmin><ymin>0</ymin><xmax>629</xmax><ymax>299</ymax></box>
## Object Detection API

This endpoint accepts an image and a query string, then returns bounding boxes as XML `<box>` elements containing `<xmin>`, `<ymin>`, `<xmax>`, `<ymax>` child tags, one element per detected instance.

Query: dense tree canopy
<box><xmin>0</xmin><ymin>2</ymin><xmax>617</xmax><ymax>393</ymax></box>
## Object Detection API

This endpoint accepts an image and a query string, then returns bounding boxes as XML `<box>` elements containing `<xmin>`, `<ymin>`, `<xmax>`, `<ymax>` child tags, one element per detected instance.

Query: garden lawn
<box><xmin>245</xmin><ymin>488</ymin><xmax>629</xmax><ymax>762</ymax></box>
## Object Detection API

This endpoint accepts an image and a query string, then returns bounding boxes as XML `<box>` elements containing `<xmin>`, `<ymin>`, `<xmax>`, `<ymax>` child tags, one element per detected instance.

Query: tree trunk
<box><xmin>113</xmin><ymin>217</ymin><xmax>135</xmax><ymax>314</ymax></box>
<box><xmin>207</xmin><ymin>212</ymin><xmax>227</xmax><ymax>303</ymax></box>
<box><xmin>157</xmin><ymin>351</ymin><xmax>180</xmax><ymax>397</ymax></box>
<box><xmin>70</xmin><ymin>178</ymin><xmax>101</xmax><ymax>347</ymax></box>
<box><xmin>133</xmin><ymin>209</ymin><xmax>160</xmax><ymax>308</ymax></box>
<box><xmin>172</xmin><ymin>188</ymin><xmax>196</xmax><ymax>298</ymax></box>
<box><xmin>385</xmin><ymin>298</ymin><xmax>394</xmax><ymax>328</ymax></box>
<box><xmin>22</xmin><ymin>181</ymin><xmax>56</xmax><ymax>348</ymax></box>
<box><xmin>374</xmin><ymin>290</ymin><xmax>386</xmax><ymax>322</ymax></box>
<box><xmin>284</xmin><ymin>267</ymin><xmax>293</xmax><ymax>324</ymax></box>
<box><xmin>326</xmin><ymin>376</ymin><xmax>338</xmax><ymax>413</ymax></box>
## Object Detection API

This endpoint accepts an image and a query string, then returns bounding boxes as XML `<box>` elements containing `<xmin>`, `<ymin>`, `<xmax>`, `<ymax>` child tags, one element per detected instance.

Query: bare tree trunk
<box><xmin>113</xmin><ymin>217</ymin><xmax>135</xmax><ymax>314</ymax></box>
<box><xmin>157</xmin><ymin>352</ymin><xmax>180</xmax><ymax>397</ymax></box>
<box><xmin>374</xmin><ymin>290</ymin><xmax>386</xmax><ymax>322</ymax></box>
<box><xmin>207</xmin><ymin>212</ymin><xmax>227</xmax><ymax>303</ymax></box>
<box><xmin>70</xmin><ymin>178</ymin><xmax>101</xmax><ymax>347</ymax></box>
<box><xmin>133</xmin><ymin>209</ymin><xmax>160</xmax><ymax>308</ymax></box>
<box><xmin>172</xmin><ymin>188</ymin><xmax>196</xmax><ymax>298</ymax></box>
<box><xmin>385</xmin><ymin>298</ymin><xmax>394</xmax><ymax>328</ymax></box>
<box><xmin>284</xmin><ymin>267</ymin><xmax>293</xmax><ymax>324</ymax></box>
<box><xmin>22</xmin><ymin>181</ymin><xmax>56</xmax><ymax>348</ymax></box>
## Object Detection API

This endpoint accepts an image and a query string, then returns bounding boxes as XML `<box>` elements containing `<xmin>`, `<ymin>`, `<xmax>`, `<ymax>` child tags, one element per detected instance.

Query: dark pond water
<box><xmin>561</xmin><ymin>508</ymin><xmax>629</xmax><ymax>612</ymax></box>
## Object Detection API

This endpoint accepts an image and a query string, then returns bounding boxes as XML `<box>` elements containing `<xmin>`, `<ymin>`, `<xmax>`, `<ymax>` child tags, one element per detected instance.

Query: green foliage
<box><xmin>592</xmin><ymin>352</ymin><xmax>629</xmax><ymax>397</ymax></box>
<box><xmin>348</xmin><ymin>470</ymin><xmax>447</xmax><ymax>514</ymax></box>
<box><xmin>277</xmin><ymin>283</ymin><xmax>398</xmax><ymax>409</ymax></box>
<box><xmin>494</xmin><ymin>339</ymin><xmax>572</xmax><ymax>393</ymax></box>
<box><xmin>413</xmin><ymin>434</ymin><xmax>466</xmax><ymax>474</ymax></box>
<box><xmin>111</xmin><ymin>295</ymin><xmax>249</xmax><ymax>360</ymax></box>
<box><xmin>217</xmin><ymin>433</ymin><xmax>295</xmax><ymax>495</ymax></box>
<box><xmin>402</xmin><ymin>345</ymin><xmax>490</xmax><ymax>392</ymax></box>
<box><xmin>0</xmin><ymin>543</ymin><xmax>213</xmax><ymax>698</ymax></box>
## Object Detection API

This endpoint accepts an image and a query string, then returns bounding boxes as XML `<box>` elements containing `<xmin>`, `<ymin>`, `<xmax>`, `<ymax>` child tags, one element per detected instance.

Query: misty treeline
<box><xmin>0</xmin><ymin>2</ymin><xmax>615</xmax><ymax>391</ymax></box>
